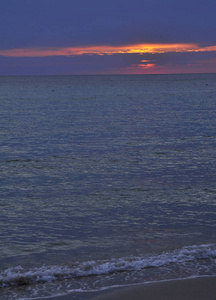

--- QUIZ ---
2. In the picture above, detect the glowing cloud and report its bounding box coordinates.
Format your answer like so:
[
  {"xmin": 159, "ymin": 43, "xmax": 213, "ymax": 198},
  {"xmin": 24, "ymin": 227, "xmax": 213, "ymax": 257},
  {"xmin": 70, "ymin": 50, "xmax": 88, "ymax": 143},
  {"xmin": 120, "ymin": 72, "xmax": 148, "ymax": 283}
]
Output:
[
  {"xmin": 130, "ymin": 59, "xmax": 156, "ymax": 70},
  {"xmin": 1, "ymin": 43, "xmax": 216, "ymax": 57}
]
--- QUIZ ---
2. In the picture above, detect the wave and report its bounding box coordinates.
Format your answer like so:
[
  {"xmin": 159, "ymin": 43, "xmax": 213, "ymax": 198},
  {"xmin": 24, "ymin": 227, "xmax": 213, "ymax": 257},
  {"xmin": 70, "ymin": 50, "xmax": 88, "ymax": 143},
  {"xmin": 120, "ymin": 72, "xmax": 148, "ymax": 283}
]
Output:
[{"xmin": 1, "ymin": 244, "xmax": 216, "ymax": 288}]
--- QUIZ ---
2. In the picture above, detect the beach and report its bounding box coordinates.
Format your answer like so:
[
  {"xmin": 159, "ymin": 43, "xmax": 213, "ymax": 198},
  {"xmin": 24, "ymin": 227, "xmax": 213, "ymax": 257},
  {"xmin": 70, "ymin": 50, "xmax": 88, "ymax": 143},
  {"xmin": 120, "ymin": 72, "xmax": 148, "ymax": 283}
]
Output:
[{"xmin": 45, "ymin": 277, "xmax": 216, "ymax": 300}]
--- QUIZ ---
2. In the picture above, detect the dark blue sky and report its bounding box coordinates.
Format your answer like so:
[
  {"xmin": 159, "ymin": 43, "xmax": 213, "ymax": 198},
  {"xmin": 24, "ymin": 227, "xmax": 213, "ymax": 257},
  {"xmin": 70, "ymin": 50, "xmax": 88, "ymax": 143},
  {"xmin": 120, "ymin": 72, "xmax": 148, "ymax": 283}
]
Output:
[{"xmin": 1, "ymin": 0, "xmax": 216, "ymax": 75}]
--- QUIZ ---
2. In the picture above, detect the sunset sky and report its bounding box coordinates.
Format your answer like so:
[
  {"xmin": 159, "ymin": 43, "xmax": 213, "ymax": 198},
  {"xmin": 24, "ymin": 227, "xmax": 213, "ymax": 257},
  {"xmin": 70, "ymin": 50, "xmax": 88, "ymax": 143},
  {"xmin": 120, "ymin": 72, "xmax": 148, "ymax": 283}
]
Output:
[{"xmin": 1, "ymin": 0, "xmax": 216, "ymax": 75}]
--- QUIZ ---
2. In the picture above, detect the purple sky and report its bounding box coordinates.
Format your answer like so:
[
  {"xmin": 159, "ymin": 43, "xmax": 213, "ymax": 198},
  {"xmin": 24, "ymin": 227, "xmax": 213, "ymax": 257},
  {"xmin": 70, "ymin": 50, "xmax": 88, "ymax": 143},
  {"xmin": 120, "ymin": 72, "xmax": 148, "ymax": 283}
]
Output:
[{"xmin": 1, "ymin": 0, "xmax": 216, "ymax": 75}]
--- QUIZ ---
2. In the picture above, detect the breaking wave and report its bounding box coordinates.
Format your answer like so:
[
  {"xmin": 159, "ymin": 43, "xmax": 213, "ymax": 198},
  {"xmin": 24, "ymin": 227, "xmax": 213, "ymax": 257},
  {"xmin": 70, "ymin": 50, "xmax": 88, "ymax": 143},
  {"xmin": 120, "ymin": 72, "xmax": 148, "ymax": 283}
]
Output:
[{"xmin": 1, "ymin": 244, "xmax": 216, "ymax": 288}]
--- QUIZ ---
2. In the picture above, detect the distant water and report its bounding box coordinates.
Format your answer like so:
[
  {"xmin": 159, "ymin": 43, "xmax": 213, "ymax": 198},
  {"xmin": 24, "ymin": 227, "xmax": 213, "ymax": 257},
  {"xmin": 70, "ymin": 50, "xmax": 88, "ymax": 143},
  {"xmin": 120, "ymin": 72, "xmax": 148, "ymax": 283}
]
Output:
[{"xmin": 0, "ymin": 74, "xmax": 216, "ymax": 299}]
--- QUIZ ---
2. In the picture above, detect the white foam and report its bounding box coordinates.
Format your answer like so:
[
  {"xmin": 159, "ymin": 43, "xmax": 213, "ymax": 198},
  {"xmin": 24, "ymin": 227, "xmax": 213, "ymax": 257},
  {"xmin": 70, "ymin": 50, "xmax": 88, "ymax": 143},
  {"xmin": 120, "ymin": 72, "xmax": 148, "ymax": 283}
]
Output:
[{"xmin": 1, "ymin": 244, "xmax": 216, "ymax": 288}]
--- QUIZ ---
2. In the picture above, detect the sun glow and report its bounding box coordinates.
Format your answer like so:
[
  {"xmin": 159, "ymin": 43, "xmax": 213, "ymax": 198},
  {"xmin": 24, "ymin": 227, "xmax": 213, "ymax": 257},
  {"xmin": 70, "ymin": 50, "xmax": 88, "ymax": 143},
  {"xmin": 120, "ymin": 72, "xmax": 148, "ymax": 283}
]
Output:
[{"xmin": 1, "ymin": 43, "xmax": 216, "ymax": 57}]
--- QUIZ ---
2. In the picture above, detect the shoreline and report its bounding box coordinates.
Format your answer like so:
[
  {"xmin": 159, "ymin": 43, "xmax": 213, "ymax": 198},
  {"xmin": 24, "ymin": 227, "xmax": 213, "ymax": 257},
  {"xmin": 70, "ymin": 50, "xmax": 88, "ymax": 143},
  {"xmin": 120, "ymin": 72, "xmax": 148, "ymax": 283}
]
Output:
[{"xmin": 40, "ymin": 276, "xmax": 216, "ymax": 300}]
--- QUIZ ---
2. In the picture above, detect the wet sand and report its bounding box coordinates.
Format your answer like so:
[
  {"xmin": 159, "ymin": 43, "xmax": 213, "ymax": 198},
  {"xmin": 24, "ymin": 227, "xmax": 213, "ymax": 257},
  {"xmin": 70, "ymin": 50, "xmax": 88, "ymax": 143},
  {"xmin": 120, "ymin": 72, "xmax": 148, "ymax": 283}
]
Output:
[{"xmin": 44, "ymin": 276, "xmax": 216, "ymax": 300}]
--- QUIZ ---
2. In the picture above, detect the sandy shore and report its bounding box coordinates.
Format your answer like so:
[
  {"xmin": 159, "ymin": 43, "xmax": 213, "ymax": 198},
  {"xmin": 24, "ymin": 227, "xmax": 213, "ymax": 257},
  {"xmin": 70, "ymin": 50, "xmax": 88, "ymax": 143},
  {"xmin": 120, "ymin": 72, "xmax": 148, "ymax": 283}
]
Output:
[{"xmin": 43, "ymin": 276, "xmax": 216, "ymax": 300}]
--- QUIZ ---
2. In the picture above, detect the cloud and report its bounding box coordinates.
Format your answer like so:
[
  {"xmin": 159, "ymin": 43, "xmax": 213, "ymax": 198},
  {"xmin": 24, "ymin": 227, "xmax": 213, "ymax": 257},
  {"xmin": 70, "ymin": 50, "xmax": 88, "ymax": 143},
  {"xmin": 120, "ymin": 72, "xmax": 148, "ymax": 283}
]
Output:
[
  {"xmin": 1, "ymin": 0, "xmax": 216, "ymax": 75},
  {"xmin": 112, "ymin": 52, "xmax": 216, "ymax": 74},
  {"xmin": 1, "ymin": 43, "xmax": 216, "ymax": 58},
  {"xmin": 1, "ymin": 51, "xmax": 216, "ymax": 76}
]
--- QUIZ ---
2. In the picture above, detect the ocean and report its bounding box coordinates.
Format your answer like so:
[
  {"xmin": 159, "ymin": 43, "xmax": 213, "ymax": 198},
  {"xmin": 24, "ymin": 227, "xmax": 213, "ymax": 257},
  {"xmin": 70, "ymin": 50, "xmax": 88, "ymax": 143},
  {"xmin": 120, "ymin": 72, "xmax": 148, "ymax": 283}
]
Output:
[{"xmin": 0, "ymin": 74, "xmax": 216, "ymax": 299}]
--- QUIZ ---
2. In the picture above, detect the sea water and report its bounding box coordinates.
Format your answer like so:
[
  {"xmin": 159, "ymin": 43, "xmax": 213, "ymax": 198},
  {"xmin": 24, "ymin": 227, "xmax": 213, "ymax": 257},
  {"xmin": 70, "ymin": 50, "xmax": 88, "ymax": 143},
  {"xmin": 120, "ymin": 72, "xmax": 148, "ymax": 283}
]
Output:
[{"xmin": 0, "ymin": 74, "xmax": 216, "ymax": 299}]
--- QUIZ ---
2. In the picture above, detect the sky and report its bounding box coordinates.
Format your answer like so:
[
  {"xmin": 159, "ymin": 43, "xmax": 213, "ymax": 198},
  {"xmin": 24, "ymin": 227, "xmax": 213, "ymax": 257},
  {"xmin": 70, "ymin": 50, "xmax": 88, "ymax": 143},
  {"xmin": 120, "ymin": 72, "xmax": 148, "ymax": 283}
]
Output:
[{"xmin": 1, "ymin": 0, "xmax": 216, "ymax": 75}]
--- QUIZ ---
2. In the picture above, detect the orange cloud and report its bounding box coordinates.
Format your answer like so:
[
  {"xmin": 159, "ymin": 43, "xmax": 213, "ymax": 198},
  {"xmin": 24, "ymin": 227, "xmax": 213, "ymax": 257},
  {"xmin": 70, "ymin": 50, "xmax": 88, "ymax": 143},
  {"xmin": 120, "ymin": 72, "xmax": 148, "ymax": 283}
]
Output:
[
  {"xmin": 118, "ymin": 62, "xmax": 157, "ymax": 74},
  {"xmin": 131, "ymin": 63, "xmax": 156, "ymax": 70},
  {"xmin": 109, "ymin": 56, "xmax": 216, "ymax": 75},
  {"xmin": 1, "ymin": 43, "xmax": 216, "ymax": 57}
]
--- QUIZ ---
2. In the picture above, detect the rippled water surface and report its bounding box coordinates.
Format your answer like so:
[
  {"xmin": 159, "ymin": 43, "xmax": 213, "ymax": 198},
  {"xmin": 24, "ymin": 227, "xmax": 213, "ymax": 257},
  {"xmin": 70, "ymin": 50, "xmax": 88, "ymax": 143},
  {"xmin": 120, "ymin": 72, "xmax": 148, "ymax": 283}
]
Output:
[{"xmin": 0, "ymin": 74, "xmax": 216, "ymax": 299}]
